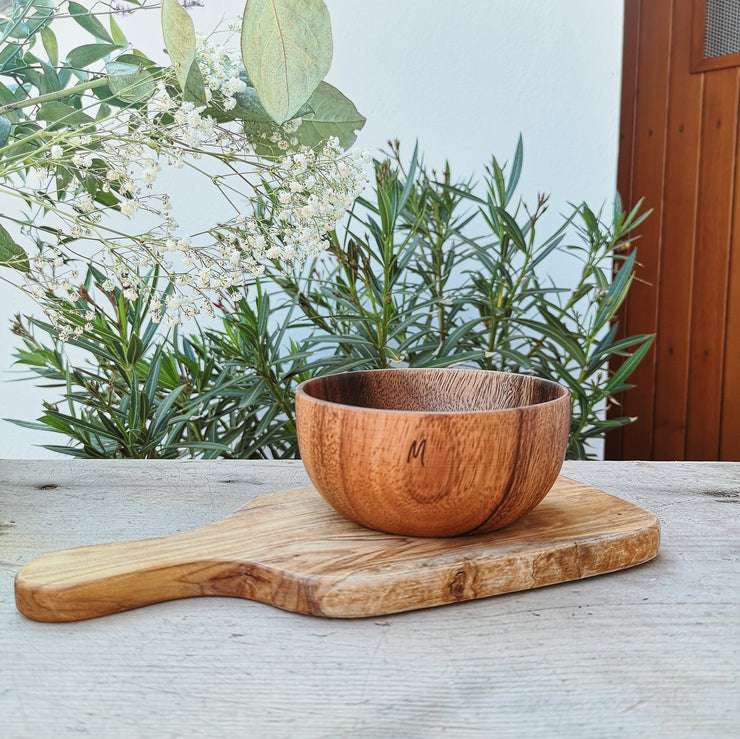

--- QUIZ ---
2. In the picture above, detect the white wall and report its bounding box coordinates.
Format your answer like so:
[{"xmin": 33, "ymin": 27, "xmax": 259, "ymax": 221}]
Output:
[{"xmin": 0, "ymin": 0, "xmax": 625, "ymax": 457}]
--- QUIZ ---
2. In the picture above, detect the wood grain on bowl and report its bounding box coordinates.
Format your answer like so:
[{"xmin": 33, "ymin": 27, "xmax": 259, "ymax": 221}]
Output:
[{"xmin": 295, "ymin": 369, "xmax": 571, "ymax": 537}]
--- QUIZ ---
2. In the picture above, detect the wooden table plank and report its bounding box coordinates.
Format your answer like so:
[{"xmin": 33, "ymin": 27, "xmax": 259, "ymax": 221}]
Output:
[{"xmin": 1, "ymin": 460, "xmax": 738, "ymax": 738}]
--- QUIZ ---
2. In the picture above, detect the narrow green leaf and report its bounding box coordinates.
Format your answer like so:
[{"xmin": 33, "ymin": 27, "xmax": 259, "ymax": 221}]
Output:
[
  {"xmin": 0, "ymin": 116, "xmax": 10, "ymax": 147},
  {"xmin": 494, "ymin": 206, "xmax": 527, "ymax": 251},
  {"xmin": 497, "ymin": 347, "xmax": 533, "ymax": 369},
  {"xmin": 68, "ymin": 2, "xmax": 114, "ymax": 43},
  {"xmin": 396, "ymin": 142, "xmax": 418, "ymax": 214},
  {"xmin": 128, "ymin": 370, "xmax": 141, "ymax": 428},
  {"xmin": 143, "ymin": 353, "xmax": 163, "ymax": 405},
  {"xmin": 0, "ymin": 223, "xmax": 29, "ymax": 272},
  {"xmin": 3, "ymin": 418, "xmax": 52, "ymax": 432},
  {"xmin": 439, "ymin": 317, "xmax": 485, "ymax": 355},
  {"xmin": 96, "ymin": 410, "xmax": 124, "ymax": 440},
  {"xmin": 414, "ymin": 351, "xmax": 485, "ymax": 369},
  {"xmin": 603, "ymin": 336, "xmax": 653, "ymax": 396},
  {"xmin": 43, "ymin": 410, "xmax": 116, "ymax": 439},
  {"xmin": 125, "ymin": 334, "xmax": 144, "ymax": 365},
  {"xmin": 506, "ymin": 134, "xmax": 523, "ymax": 205},
  {"xmin": 109, "ymin": 14, "xmax": 127, "ymax": 45},
  {"xmin": 241, "ymin": 0, "xmax": 333, "ymax": 124},
  {"xmin": 518, "ymin": 317, "xmax": 586, "ymax": 367},
  {"xmin": 530, "ymin": 230, "xmax": 567, "ymax": 270},
  {"xmin": 151, "ymin": 385, "xmax": 186, "ymax": 437},
  {"xmin": 177, "ymin": 441, "xmax": 232, "ymax": 452},
  {"xmin": 66, "ymin": 43, "xmax": 122, "ymax": 68},
  {"xmin": 40, "ymin": 26, "xmax": 58, "ymax": 66},
  {"xmin": 36, "ymin": 101, "xmax": 94, "ymax": 127},
  {"xmin": 619, "ymin": 196, "xmax": 651, "ymax": 233},
  {"xmin": 593, "ymin": 251, "xmax": 635, "ymax": 330},
  {"xmin": 40, "ymin": 445, "xmax": 90, "ymax": 458}
]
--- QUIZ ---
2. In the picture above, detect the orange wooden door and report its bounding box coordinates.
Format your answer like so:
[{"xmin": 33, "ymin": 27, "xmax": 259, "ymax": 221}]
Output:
[{"xmin": 608, "ymin": 0, "xmax": 740, "ymax": 461}]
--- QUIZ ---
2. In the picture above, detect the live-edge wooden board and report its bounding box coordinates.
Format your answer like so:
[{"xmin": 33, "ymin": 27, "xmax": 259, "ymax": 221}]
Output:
[{"xmin": 15, "ymin": 476, "xmax": 660, "ymax": 622}]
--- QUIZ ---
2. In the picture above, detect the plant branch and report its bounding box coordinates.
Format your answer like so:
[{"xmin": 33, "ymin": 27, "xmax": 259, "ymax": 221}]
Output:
[{"xmin": 0, "ymin": 77, "xmax": 110, "ymax": 116}]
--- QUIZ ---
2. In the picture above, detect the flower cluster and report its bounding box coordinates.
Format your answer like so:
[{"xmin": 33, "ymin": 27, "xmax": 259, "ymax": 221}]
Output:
[{"xmin": 14, "ymin": 40, "xmax": 368, "ymax": 335}]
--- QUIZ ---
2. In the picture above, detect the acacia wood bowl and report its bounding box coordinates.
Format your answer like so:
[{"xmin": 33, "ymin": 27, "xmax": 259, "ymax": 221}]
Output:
[{"xmin": 295, "ymin": 368, "xmax": 571, "ymax": 537}]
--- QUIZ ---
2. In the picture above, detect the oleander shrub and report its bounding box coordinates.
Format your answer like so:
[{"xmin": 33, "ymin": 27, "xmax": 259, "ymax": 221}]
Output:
[{"xmin": 9, "ymin": 141, "xmax": 652, "ymax": 459}]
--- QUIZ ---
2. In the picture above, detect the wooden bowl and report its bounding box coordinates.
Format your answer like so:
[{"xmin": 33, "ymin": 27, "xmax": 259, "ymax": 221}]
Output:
[{"xmin": 295, "ymin": 368, "xmax": 571, "ymax": 537}]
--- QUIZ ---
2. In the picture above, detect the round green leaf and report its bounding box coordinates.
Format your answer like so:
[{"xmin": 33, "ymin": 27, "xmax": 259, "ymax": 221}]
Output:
[
  {"xmin": 242, "ymin": 119, "xmax": 283, "ymax": 158},
  {"xmin": 294, "ymin": 82, "xmax": 365, "ymax": 150},
  {"xmin": 107, "ymin": 61, "xmax": 156, "ymax": 103},
  {"xmin": 241, "ymin": 0, "xmax": 333, "ymax": 125},
  {"xmin": 231, "ymin": 87, "xmax": 272, "ymax": 122}
]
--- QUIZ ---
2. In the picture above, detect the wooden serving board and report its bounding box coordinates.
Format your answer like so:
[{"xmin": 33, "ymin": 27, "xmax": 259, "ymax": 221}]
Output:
[{"xmin": 15, "ymin": 476, "xmax": 660, "ymax": 622}]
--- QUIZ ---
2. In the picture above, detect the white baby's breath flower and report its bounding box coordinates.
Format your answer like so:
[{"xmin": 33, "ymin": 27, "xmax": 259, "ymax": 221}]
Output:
[
  {"xmin": 121, "ymin": 200, "xmax": 138, "ymax": 217},
  {"xmin": 72, "ymin": 153, "xmax": 93, "ymax": 169},
  {"xmin": 17, "ymin": 33, "xmax": 368, "ymax": 327}
]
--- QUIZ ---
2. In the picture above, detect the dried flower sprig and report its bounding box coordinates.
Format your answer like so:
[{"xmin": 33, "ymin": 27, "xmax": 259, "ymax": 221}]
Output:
[{"xmin": 0, "ymin": 0, "xmax": 367, "ymax": 337}]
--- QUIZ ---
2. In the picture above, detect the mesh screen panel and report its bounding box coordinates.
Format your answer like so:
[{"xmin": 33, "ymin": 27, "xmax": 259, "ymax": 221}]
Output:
[{"xmin": 704, "ymin": 0, "xmax": 740, "ymax": 58}]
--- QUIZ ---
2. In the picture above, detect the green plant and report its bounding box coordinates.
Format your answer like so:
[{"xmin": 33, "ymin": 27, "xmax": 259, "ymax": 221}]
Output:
[
  {"xmin": 10, "ymin": 141, "xmax": 652, "ymax": 459},
  {"xmin": 0, "ymin": 0, "xmax": 366, "ymax": 336},
  {"xmin": 11, "ymin": 268, "xmax": 226, "ymax": 457},
  {"xmin": 261, "ymin": 141, "xmax": 652, "ymax": 458}
]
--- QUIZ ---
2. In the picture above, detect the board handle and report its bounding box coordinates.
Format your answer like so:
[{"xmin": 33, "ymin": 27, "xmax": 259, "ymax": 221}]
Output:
[{"xmin": 14, "ymin": 523, "xmax": 265, "ymax": 622}]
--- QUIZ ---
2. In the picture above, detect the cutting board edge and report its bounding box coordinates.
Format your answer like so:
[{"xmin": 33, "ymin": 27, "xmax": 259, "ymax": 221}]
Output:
[
  {"xmin": 308, "ymin": 515, "xmax": 662, "ymax": 618},
  {"xmin": 14, "ymin": 476, "xmax": 663, "ymax": 622}
]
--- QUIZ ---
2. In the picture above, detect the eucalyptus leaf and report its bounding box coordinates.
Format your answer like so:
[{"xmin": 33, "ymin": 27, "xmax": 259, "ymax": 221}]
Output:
[
  {"xmin": 107, "ymin": 61, "xmax": 156, "ymax": 103},
  {"xmin": 161, "ymin": 0, "xmax": 206, "ymax": 104},
  {"xmin": 114, "ymin": 52, "xmax": 159, "ymax": 69},
  {"xmin": 68, "ymin": 1, "xmax": 114, "ymax": 43},
  {"xmin": 25, "ymin": 2, "xmax": 55, "ymax": 36},
  {"xmin": 182, "ymin": 60, "xmax": 207, "ymax": 105},
  {"xmin": 40, "ymin": 26, "xmax": 57, "ymax": 66},
  {"xmin": 36, "ymin": 101, "xmax": 94, "ymax": 127},
  {"xmin": 66, "ymin": 43, "xmax": 123, "ymax": 68},
  {"xmin": 232, "ymin": 86, "xmax": 272, "ymax": 122},
  {"xmin": 0, "ymin": 43, "xmax": 22, "ymax": 72},
  {"xmin": 0, "ymin": 223, "xmax": 29, "ymax": 272},
  {"xmin": 293, "ymin": 82, "xmax": 365, "ymax": 150},
  {"xmin": 0, "ymin": 115, "xmax": 10, "ymax": 147},
  {"xmin": 2, "ymin": 20, "xmax": 29, "ymax": 40},
  {"xmin": 241, "ymin": 0, "xmax": 332, "ymax": 124},
  {"xmin": 109, "ymin": 14, "xmax": 126, "ymax": 45},
  {"xmin": 242, "ymin": 119, "xmax": 283, "ymax": 158},
  {"xmin": 0, "ymin": 81, "xmax": 16, "ymax": 108}
]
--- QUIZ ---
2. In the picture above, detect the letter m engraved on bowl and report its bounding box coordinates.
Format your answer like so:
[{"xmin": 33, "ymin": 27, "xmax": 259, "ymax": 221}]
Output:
[{"xmin": 407, "ymin": 439, "xmax": 426, "ymax": 466}]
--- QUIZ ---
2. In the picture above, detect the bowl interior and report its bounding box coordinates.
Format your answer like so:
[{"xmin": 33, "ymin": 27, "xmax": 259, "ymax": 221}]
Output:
[{"xmin": 299, "ymin": 369, "xmax": 567, "ymax": 413}]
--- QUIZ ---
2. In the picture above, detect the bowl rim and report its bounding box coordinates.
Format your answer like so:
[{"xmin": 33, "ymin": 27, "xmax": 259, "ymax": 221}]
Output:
[{"xmin": 295, "ymin": 367, "xmax": 571, "ymax": 416}]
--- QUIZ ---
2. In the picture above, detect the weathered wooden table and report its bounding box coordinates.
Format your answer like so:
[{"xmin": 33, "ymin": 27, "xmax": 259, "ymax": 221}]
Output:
[{"xmin": 1, "ymin": 460, "xmax": 738, "ymax": 737}]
